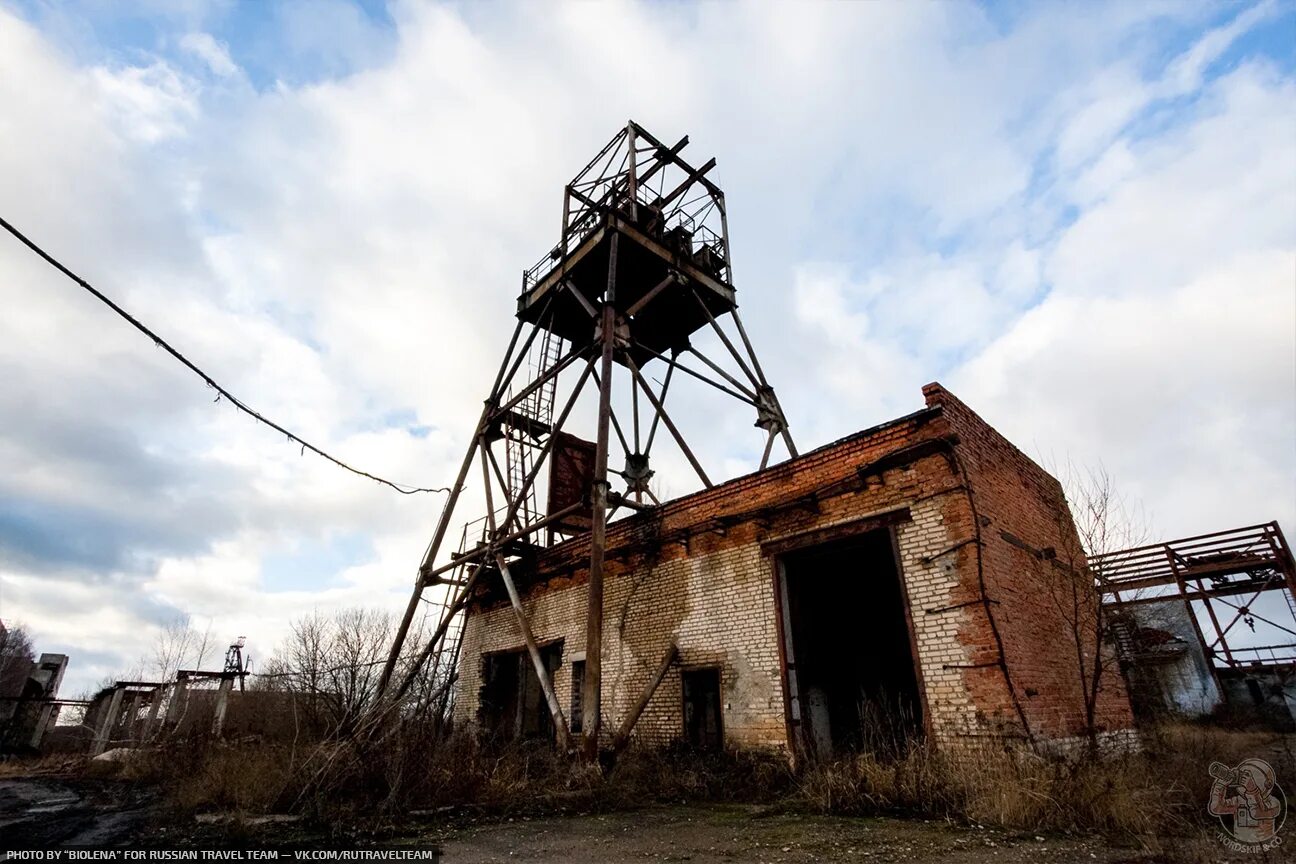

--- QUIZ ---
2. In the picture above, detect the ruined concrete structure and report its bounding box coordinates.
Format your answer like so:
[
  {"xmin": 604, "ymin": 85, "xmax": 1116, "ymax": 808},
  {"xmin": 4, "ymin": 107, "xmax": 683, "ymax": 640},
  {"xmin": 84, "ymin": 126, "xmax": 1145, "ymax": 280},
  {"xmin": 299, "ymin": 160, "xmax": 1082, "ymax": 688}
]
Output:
[
  {"xmin": 1098, "ymin": 521, "xmax": 1296, "ymax": 730},
  {"xmin": 456, "ymin": 383, "xmax": 1137, "ymax": 756}
]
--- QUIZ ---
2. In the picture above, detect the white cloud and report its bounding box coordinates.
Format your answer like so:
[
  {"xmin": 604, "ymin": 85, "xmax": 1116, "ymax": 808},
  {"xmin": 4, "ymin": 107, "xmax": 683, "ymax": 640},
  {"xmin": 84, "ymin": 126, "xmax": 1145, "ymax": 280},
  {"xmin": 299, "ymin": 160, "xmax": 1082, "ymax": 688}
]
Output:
[
  {"xmin": 179, "ymin": 32, "xmax": 236, "ymax": 77},
  {"xmin": 0, "ymin": 1, "xmax": 1291, "ymax": 694}
]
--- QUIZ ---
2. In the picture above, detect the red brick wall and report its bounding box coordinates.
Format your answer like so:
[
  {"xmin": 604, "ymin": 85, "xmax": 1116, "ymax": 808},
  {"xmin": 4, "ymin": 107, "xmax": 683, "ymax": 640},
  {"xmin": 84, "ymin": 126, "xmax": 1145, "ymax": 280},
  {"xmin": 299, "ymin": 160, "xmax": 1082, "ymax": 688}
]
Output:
[{"xmin": 923, "ymin": 384, "xmax": 1135, "ymax": 742}]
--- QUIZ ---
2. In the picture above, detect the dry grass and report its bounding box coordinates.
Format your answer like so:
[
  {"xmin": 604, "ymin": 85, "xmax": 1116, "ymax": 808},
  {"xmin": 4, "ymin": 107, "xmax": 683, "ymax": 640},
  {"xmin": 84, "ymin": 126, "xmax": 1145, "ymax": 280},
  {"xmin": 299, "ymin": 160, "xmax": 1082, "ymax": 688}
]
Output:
[
  {"xmin": 49, "ymin": 721, "xmax": 1295, "ymax": 845},
  {"xmin": 0, "ymin": 753, "xmax": 88, "ymax": 778},
  {"xmin": 796, "ymin": 742, "xmax": 1181, "ymax": 838},
  {"xmin": 796, "ymin": 722, "xmax": 1295, "ymax": 844}
]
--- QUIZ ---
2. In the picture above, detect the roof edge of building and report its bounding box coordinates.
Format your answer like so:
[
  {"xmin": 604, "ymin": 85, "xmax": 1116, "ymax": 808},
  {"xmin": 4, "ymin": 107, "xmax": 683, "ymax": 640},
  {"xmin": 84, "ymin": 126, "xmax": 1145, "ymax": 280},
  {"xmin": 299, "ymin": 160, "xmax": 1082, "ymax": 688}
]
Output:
[{"xmin": 533, "ymin": 387, "xmax": 952, "ymax": 568}]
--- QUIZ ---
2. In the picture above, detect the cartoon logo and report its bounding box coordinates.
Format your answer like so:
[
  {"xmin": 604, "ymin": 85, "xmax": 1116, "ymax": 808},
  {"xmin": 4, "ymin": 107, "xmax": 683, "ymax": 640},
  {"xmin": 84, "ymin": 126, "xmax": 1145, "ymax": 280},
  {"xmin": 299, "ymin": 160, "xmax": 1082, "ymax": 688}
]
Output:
[{"xmin": 1208, "ymin": 759, "xmax": 1286, "ymax": 852}]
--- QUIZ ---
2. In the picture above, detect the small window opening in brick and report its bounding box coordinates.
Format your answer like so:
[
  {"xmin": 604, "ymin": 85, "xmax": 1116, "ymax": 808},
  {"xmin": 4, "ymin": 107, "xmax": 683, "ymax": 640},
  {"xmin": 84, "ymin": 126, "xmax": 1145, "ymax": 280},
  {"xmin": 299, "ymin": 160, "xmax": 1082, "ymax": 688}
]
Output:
[
  {"xmin": 478, "ymin": 642, "xmax": 563, "ymax": 743},
  {"xmin": 781, "ymin": 528, "xmax": 923, "ymax": 759},
  {"xmin": 682, "ymin": 667, "xmax": 723, "ymax": 750},
  {"xmin": 570, "ymin": 660, "xmax": 585, "ymax": 733}
]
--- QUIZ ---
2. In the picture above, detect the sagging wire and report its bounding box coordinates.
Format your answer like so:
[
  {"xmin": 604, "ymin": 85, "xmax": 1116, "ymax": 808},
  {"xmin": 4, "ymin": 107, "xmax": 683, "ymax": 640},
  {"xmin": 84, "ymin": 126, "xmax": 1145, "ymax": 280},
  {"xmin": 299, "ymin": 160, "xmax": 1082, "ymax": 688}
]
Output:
[{"xmin": 0, "ymin": 215, "xmax": 450, "ymax": 496}]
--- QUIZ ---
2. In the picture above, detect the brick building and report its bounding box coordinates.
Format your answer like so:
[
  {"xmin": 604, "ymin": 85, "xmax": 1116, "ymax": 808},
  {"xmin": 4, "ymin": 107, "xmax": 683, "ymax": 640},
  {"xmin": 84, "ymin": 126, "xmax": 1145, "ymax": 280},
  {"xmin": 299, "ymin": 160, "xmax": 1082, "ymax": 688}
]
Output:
[{"xmin": 454, "ymin": 383, "xmax": 1136, "ymax": 756}]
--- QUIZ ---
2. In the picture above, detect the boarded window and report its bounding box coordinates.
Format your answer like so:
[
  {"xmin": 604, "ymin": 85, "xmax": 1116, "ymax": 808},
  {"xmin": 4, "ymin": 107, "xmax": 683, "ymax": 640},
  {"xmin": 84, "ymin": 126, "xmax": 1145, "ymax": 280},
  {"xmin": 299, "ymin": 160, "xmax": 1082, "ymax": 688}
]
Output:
[{"xmin": 682, "ymin": 667, "xmax": 723, "ymax": 750}]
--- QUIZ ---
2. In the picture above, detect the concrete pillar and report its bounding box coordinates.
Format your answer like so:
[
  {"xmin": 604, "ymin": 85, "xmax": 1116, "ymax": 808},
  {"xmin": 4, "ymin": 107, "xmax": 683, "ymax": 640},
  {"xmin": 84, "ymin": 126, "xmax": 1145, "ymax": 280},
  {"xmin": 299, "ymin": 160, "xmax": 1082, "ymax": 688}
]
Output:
[
  {"xmin": 122, "ymin": 692, "xmax": 141, "ymax": 742},
  {"xmin": 91, "ymin": 687, "xmax": 125, "ymax": 756},
  {"xmin": 28, "ymin": 703, "xmax": 55, "ymax": 750},
  {"xmin": 169, "ymin": 677, "xmax": 189, "ymax": 735},
  {"xmin": 211, "ymin": 677, "xmax": 233, "ymax": 738},
  {"xmin": 144, "ymin": 685, "xmax": 165, "ymax": 740}
]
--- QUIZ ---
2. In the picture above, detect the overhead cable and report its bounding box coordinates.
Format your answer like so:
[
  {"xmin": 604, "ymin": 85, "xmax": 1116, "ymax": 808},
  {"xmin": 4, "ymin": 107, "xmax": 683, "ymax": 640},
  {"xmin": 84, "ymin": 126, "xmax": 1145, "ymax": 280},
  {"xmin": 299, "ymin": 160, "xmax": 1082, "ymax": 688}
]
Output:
[{"xmin": 0, "ymin": 215, "xmax": 449, "ymax": 496}]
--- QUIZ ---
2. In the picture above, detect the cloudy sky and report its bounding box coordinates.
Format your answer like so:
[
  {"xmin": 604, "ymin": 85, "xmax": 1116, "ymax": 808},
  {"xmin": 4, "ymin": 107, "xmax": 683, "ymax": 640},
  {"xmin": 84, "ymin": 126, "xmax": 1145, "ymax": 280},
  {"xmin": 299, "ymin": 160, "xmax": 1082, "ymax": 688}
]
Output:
[{"xmin": 1, "ymin": 1, "xmax": 1292, "ymax": 695}]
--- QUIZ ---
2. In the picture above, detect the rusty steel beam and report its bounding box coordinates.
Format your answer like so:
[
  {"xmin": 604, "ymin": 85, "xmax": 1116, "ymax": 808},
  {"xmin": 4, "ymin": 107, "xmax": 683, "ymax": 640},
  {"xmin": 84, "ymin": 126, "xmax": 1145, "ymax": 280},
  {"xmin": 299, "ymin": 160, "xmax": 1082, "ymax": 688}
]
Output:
[
  {"xmin": 627, "ymin": 357, "xmax": 712, "ymax": 489},
  {"xmin": 629, "ymin": 338, "xmax": 759, "ymax": 406},
  {"xmin": 642, "ymin": 353, "xmax": 675, "ymax": 457},
  {"xmin": 379, "ymin": 405, "xmax": 487, "ymax": 700},
  {"xmin": 496, "ymin": 359, "xmax": 596, "ymax": 537},
  {"xmin": 582, "ymin": 233, "xmax": 619, "ymax": 761},
  {"xmin": 611, "ymin": 641, "xmax": 678, "ymax": 754},
  {"xmin": 419, "ymin": 501, "xmax": 587, "ymax": 585},
  {"xmin": 481, "ymin": 451, "xmax": 572, "ymax": 752},
  {"xmin": 624, "ymin": 272, "xmax": 679, "ymax": 319}
]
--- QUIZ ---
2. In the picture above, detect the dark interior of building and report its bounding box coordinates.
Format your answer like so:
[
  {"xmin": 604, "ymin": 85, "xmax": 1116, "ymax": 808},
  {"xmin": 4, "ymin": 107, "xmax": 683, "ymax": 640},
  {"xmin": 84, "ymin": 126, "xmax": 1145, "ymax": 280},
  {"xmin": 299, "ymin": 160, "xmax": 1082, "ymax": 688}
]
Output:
[
  {"xmin": 782, "ymin": 528, "xmax": 923, "ymax": 757},
  {"xmin": 682, "ymin": 667, "xmax": 723, "ymax": 750},
  {"xmin": 479, "ymin": 643, "xmax": 562, "ymax": 742}
]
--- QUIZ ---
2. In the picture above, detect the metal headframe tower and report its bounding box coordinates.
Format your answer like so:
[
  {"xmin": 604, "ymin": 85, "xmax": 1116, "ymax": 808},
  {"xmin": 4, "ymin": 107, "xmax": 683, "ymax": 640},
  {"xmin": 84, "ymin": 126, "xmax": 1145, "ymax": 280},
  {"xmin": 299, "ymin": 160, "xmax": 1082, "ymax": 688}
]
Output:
[{"xmin": 377, "ymin": 121, "xmax": 796, "ymax": 758}]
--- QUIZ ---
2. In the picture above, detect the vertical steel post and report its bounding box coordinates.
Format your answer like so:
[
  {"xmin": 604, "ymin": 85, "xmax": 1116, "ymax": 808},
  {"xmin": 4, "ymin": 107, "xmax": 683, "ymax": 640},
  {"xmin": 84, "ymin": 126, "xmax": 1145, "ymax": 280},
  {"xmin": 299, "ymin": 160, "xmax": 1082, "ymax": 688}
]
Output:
[
  {"xmin": 626, "ymin": 121, "xmax": 639, "ymax": 222},
  {"xmin": 582, "ymin": 231, "xmax": 618, "ymax": 760}
]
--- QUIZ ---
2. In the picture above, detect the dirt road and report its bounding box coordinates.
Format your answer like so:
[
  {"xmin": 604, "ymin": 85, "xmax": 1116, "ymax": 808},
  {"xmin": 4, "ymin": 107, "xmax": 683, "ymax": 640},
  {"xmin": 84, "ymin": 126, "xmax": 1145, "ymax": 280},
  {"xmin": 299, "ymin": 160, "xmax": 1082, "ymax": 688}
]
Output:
[
  {"xmin": 0, "ymin": 779, "xmax": 1237, "ymax": 862},
  {"xmin": 0, "ymin": 777, "xmax": 154, "ymax": 849},
  {"xmin": 421, "ymin": 805, "xmax": 1184, "ymax": 863}
]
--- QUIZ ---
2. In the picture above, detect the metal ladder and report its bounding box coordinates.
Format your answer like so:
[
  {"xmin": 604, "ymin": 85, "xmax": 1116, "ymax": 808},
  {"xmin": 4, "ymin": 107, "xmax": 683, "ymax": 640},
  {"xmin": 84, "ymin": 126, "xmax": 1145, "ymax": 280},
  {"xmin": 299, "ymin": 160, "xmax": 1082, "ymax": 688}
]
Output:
[
  {"xmin": 503, "ymin": 328, "xmax": 564, "ymax": 531},
  {"xmin": 413, "ymin": 518, "xmax": 489, "ymax": 718},
  {"xmin": 414, "ymin": 330, "xmax": 565, "ymax": 715}
]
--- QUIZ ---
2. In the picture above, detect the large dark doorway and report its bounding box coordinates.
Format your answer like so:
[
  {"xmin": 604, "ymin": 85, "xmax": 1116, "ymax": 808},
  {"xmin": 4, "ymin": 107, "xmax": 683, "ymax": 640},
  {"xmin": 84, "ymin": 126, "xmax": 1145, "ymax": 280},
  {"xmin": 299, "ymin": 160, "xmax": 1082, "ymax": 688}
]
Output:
[
  {"xmin": 779, "ymin": 528, "xmax": 923, "ymax": 758},
  {"xmin": 682, "ymin": 667, "xmax": 723, "ymax": 750},
  {"xmin": 479, "ymin": 643, "xmax": 563, "ymax": 743}
]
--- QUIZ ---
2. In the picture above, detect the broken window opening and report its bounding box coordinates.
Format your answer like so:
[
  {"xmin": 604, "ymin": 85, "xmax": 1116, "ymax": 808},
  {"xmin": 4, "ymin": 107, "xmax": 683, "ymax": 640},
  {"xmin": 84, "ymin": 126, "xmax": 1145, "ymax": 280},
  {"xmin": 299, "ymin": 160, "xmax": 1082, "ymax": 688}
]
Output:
[
  {"xmin": 779, "ymin": 528, "xmax": 923, "ymax": 759},
  {"xmin": 682, "ymin": 667, "xmax": 723, "ymax": 750}
]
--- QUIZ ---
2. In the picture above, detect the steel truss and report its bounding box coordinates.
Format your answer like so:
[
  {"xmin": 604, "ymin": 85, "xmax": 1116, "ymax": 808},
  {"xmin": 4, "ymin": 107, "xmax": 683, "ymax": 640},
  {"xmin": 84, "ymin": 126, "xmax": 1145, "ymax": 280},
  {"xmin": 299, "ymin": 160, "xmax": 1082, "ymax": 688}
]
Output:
[
  {"xmin": 1096, "ymin": 521, "xmax": 1296, "ymax": 669},
  {"xmin": 378, "ymin": 122, "xmax": 795, "ymax": 759}
]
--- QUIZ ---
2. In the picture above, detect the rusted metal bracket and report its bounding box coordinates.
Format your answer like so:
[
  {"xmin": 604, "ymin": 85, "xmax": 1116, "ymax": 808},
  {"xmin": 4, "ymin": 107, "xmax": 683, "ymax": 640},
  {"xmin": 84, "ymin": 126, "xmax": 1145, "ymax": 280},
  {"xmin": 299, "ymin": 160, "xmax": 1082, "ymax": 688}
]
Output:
[
  {"xmin": 920, "ymin": 538, "xmax": 979, "ymax": 565},
  {"xmin": 925, "ymin": 597, "xmax": 999, "ymax": 616}
]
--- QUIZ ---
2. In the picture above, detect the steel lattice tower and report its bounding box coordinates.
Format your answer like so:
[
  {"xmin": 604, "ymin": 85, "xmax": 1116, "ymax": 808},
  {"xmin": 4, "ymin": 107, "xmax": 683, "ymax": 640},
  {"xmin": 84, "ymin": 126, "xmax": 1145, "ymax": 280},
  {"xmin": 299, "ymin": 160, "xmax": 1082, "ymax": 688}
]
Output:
[{"xmin": 379, "ymin": 121, "xmax": 795, "ymax": 759}]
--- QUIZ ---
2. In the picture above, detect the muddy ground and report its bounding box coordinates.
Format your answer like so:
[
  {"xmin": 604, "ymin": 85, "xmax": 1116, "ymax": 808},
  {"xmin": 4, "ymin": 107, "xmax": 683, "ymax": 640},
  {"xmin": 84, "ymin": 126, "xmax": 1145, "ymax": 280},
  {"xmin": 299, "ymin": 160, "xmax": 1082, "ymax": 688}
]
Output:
[{"xmin": 0, "ymin": 776, "xmax": 1262, "ymax": 862}]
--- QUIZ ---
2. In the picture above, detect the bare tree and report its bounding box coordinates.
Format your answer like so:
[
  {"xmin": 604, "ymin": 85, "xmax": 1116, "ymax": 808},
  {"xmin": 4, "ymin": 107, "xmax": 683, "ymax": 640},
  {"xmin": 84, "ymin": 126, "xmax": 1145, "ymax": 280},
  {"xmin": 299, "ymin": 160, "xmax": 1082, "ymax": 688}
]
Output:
[
  {"xmin": 0, "ymin": 622, "xmax": 36, "ymax": 698},
  {"xmin": 258, "ymin": 608, "xmax": 394, "ymax": 736},
  {"xmin": 1042, "ymin": 461, "xmax": 1151, "ymax": 755},
  {"xmin": 148, "ymin": 616, "xmax": 221, "ymax": 682},
  {"xmin": 324, "ymin": 608, "xmax": 392, "ymax": 735}
]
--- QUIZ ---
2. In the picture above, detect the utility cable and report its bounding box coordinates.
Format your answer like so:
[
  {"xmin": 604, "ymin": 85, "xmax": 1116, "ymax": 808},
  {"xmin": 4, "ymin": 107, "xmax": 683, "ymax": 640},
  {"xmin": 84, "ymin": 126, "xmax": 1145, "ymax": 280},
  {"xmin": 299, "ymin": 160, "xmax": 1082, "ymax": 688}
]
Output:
[{"xmin": 0, "ymin": 215, "xmax": 449, "ymax": 495}]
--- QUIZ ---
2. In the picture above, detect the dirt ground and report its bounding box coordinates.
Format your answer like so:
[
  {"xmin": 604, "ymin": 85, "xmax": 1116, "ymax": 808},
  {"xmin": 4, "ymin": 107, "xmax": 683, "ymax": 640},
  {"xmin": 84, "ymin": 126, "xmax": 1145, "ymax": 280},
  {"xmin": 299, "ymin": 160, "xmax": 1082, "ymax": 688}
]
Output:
[
  {"xmin": 417, "ymin": 805, "xmax": 1219, "ymax": 864},
  {"xmin": 0, "ymin": 776, "xmax": 1268, "ymax": 863}
]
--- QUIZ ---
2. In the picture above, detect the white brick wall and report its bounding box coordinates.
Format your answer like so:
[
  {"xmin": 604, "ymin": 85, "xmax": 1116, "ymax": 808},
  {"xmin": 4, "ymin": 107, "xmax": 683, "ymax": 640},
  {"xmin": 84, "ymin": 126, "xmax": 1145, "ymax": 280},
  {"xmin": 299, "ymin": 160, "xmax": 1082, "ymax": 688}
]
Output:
[{"xmin": 454, "ymin": 495, "xmax": 994, "ymax": 751}]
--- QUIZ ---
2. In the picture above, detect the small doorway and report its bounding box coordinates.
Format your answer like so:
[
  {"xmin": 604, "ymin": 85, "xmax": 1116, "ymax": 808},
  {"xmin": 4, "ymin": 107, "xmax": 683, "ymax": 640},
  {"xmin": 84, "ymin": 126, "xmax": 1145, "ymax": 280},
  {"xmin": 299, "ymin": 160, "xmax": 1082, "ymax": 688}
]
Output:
[
  {"xmin": 682, "ymin": 667, "xmax": 723, "ymax": 750},
  {"xmin": 479, "ymin": 642, "xmax": 563, "ymax": 742},
  {"xmin": 778, "ymin": 528, "xmax": 923, "ymax": 758}
]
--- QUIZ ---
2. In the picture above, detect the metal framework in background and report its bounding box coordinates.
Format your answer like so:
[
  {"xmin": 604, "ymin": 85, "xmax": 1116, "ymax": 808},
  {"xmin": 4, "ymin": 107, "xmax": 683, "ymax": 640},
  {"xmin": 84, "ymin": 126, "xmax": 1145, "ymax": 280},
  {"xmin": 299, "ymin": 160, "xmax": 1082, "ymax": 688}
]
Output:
[
  {"xmin": 378, "ymin": 122, "xmax": 795, "ymax": 759},
  {"xmin": 1095, "ymin": 521, "xmax": 1296, "ymax": 668}
]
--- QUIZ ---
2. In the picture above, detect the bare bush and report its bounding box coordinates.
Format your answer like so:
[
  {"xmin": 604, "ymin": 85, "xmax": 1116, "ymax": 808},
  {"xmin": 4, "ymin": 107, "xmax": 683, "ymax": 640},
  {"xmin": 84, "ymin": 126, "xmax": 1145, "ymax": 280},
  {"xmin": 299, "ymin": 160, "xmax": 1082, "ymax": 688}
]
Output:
[{"xmin": 256, "ymin": 607, "xmax": 448, "ymax": 739}]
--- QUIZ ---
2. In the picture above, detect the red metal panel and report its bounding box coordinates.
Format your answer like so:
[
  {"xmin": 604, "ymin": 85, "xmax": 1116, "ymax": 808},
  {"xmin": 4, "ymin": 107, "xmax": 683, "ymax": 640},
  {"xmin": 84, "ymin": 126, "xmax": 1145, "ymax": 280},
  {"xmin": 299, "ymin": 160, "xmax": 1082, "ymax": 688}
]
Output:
[{"xmin": 547, "ymin": 431, "xmax": 596, "ymax": 533}]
